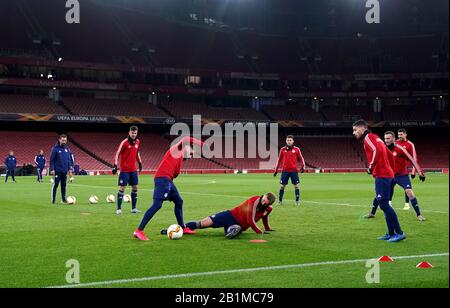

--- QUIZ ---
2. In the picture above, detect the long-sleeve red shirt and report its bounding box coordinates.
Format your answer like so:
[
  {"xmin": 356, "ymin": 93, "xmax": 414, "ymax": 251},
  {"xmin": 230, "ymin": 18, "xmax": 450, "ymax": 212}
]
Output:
[
  {"xmin": 390, "ymin": 144, "xmax": 423, "ymax": 176},
  {"xmin": 396, "ymin": 139, "xmax": 419, "ymax": 176},
  {"xmin": 274, "ymin": 146, "xmax": 305, "ymax": 173},
  {"xmin": 230, "ymin": 196, "xmax": 273, "ymax": 234},
  {"xmin": 154, "ymin": 136, "xmax": 204, "ymax": 180},
  {"xmin": 363, "ymin": 132, "xmax": 394, "ymax": 178}
]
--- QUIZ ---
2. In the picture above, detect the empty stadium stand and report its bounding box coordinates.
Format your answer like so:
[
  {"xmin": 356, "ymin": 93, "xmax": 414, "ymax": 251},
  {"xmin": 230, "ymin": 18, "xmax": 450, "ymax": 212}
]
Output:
[
  {"xmin": 263, "ymin": 105, "xmax": 323, "ymax": 121},
  {"xmin": 68, "ymin": 132, "xmax": 225, "ymax": 171},
  {"xmin": 296, "ymin": 137, "xmax": 366, "ymax": 169},
  {"xmin": 62, "ymin": 97, "xmax": 169, "ymax": 117},
  {"xmin": 321, "ymin": 105, "xmax": 377, "ymax": 122},
  {"xmin": 0, "ymin": 93, "xmax": 445, "ymax": 124},
  {"xmin": 0, "ymin": 94, "xmax": 66, "ymax": 114},
  {"xmin": 161, "ymin": 101, "xmax": 268, "ymax": 121},
  {"xmin": 0, "ymin": 131, "xmax": 108, "ymax": 171},
  {"xmin": 383, "ymin": 104, "xmax": 436, "ymax": 121}
]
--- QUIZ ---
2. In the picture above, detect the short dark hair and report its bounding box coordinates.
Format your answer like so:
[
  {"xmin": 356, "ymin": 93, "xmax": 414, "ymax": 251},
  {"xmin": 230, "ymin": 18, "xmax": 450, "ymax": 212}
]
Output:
[
  {"xmin": 265, "ymin": 192, "xmax": 276, "ymax": 205},
  {"xmin": 59, "ymin": 134, "xmax": 67, "ymax": 139},
  {"xmin": 385, "ymin": 131, "xmax": 395, "ymax": 137},
  {"xmin": 352, "ymin": 119, "xmax": 368, "ymax": 128},
  {"xmin": 286, "ymin": 135, "xmax": 294, "ymax": 140},
  {"xmin": 130, "ymin": 126, "xmax": 138, "ymax": 132},
  {"xmin": 398, "ymin": 128, "xmax": 407, "ymax": 134}
]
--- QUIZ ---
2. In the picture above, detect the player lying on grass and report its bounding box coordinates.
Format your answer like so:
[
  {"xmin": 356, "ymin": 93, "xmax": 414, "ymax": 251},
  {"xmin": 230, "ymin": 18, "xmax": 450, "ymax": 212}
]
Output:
[{"xmin": 184, "ymin": 193, "xmax": 276, "ymax": 239}]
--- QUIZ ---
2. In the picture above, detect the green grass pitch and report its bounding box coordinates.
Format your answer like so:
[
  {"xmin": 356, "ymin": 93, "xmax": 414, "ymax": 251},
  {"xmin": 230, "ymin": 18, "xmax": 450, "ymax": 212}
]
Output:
[{"xmin": 0, "ymin": 173, "xmax": 448, "ymax": 288}]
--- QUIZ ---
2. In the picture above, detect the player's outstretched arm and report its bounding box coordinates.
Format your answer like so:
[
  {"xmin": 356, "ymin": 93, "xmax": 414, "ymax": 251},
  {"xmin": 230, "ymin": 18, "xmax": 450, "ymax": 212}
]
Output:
[
  {"xmin": 297, "ymin": 148, "xmax": 306, "ymax": 172},
  {"xmin": 408, "ymin": 141, "xmax": 418, "ymax": 177},
  {"xmin": 273, "ymin": 148, "xmax": 284, "ymax": 176},
  {"xmin": 248, "ymin": 200, "xmax": 263, "ymax": 234},
  {"xmin": 177, "ymin": 136, "xmax": 205, "ymax": 147},
  {"xmin": 137, "ymin": 151, "xmax": 143, "ymax": 172},
  {"xmin": 364, "ymin": 135, "xmax": 378, "ymax": 172},
  {"xmin": 262, "ymin": 210, "xmax": 274, "ymax": 232},
  {"xmin": 113, "ymin": 139, "xmax": 126, "ymax": 173},
  {"xmin": 399, "ymin": 145, "xmax": 425, "ymax": 181}
]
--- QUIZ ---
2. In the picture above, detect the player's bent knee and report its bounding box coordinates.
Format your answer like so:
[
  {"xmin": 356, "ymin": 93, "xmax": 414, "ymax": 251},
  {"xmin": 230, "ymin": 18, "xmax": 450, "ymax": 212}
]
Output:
[
  {"xmin": 151, "ymin": 200, "xmax": 164, "ymax": 210},
  {"xmin": 174, "ymin": 199, "xmax": 183, "ymax": 208},
  {"xmin": 405, "ymin": 189, "xmax": 415, "ymax": 198},
  {"xmin": 200, "ymin": 217, "xmax": 213, "ymax": 228}
]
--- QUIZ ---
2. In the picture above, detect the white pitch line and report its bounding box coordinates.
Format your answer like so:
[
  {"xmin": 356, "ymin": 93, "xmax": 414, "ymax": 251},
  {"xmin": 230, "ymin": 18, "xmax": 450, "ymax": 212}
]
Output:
[
  {"xmin": 47, "ymin": 252, "xmax": 449, "ymax": 288},
  {"xmin": 299, "ymin": 200, "xmax": 450, "ymax": 214},
  {"xmin": 69, "ymin": 183, "xmax": 449, "ymax": 214}
]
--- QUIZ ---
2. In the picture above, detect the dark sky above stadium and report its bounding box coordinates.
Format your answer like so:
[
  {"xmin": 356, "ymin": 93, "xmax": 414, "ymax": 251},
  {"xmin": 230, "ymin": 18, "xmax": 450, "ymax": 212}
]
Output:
[{"xmin": 97, "ymin": 0, "xmax": 449, "ymax": 37}]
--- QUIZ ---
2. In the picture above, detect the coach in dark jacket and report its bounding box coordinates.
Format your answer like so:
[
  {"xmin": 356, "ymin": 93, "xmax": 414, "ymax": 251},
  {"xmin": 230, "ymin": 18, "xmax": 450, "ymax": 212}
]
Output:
[
  {"xmin": 4, "ymin": 150, "xmax": 17, "ymax": 183},
  {"xmin": 49, "ymin": 134, "xmax": 74, "ymax": 204}
]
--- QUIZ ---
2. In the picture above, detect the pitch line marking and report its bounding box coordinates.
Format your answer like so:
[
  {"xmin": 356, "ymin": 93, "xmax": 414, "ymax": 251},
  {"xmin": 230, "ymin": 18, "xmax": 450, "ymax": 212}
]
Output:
[{"xmin": 47, "ymin": 252, "xmax": 449, "ymax": 288}]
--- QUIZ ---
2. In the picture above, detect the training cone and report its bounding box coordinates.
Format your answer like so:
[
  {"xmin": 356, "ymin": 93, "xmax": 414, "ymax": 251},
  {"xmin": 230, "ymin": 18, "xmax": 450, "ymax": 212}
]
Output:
[
  {"xmin": 250, "ymin": 239, "xmax": 268, "ymax": 243},
  {"xmin": 378, "ymin": 256, "xmax": 394, "ymax": 262},
  {"xmin": 416, "ymin": 261, "xmax": 433, "ymax": 268}
]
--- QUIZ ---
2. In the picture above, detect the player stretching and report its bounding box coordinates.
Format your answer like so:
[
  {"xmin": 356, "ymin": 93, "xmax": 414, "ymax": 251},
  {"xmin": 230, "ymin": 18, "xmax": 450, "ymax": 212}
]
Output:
[
  {"xmin": 112, "ymin": 126, "xmax": 142, "ymax": 215},
  {"xmin": 273, "ymin": 135, "xmax": 305, "ymax": 206},
  {"xmin": 352, "ymin": 120, "xmax": 406, "ymax": 242},
  {"xmin": 133, "ymin": 136, "xmax": 204, "ymax": 241},
  {"xmin": 365, "ymin": 131, "xmax": 426, "ymax": 221},
  {"xmin": 184, "ymin": 193, "xmax": 276, "ymax": 239},
  {"xmin": 396, "ymin": 128, "xmax": 419, "ymax": 210},
  {"xmin": 34, "ymin": 150, "xmax": 46, "ymax": 183}
]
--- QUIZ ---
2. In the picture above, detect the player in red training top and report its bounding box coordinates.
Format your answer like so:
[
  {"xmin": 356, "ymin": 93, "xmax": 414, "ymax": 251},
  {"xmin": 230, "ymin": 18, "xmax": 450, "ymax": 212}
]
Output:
[
  {"xmin": 365, "ymin": 131, "xmax": 426, "ymax": 221},
  {"xmin": 184, "ymin": 193, "xmax": 276, "ymax": 239},
  {"xmin": 273, "ymin": 135, "xmax": 305, "ymax": 206},
  {"xmin": 134, "ymin": 136, "xmax": 204, "ymax": 241},
  {"xmin": 112, "ymin": 126, "xmax": 142, "ymax": 215},
  {"xmin": 396, "ymin": 128, "xmax": 419, "ymax": 210},
  {"xmin": 353, "ymin": 120, "xmax": 406, "ymax": 243}
]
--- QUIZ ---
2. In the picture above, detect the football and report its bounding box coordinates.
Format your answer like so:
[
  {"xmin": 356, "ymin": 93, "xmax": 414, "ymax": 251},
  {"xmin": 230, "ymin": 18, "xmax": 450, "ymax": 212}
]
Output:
[
  {"xmin": 89, "ymin": 195, "xmax": 99, "ymax": 204},
  {"xmin": 123, "ymin": 194, "xmax": 131, "ymax": 203},
  {"xmin": 66, "ymin": 196, "xmax": 76, "ymax": 205},
  {"xmin": 106, "ymin": 194, "xmax": 115, "ymax": 203},
  {"xmin": 167, "ymin": 224, "xmax": 183, "ymax": 240}
]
